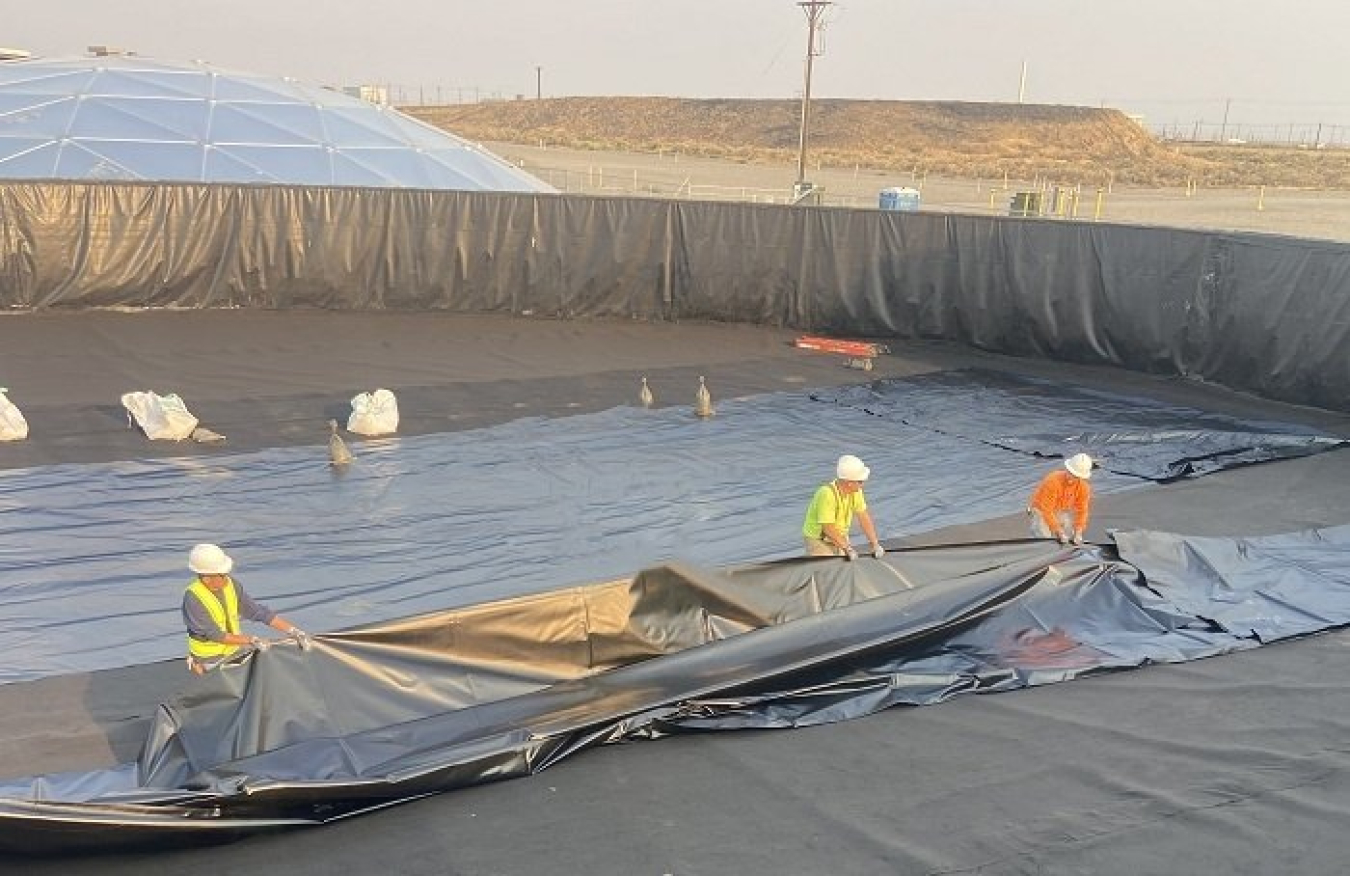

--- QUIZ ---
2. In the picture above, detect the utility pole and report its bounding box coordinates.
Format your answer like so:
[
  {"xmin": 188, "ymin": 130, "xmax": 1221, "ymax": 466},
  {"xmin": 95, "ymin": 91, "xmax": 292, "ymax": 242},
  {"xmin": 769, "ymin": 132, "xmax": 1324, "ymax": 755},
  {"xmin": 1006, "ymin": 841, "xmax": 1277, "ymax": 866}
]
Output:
[
  {"xmin": 536, "ymin": 66, "xmax": 542, "ymax": 100},
  {"xmin": 1017, "ymin": 60, "xmax": 1027, "ymax": 104},
  {"xmin": 794, "ymin": 0, "xmax": 831, "ymax": 200}
]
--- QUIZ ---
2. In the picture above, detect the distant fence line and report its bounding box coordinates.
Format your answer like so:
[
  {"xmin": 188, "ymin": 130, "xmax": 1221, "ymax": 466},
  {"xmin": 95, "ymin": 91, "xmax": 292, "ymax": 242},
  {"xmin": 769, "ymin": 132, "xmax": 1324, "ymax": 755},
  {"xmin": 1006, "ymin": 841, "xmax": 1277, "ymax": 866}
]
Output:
[
  {"xmin": 502, "ymin": 157, "xmax": 1266, "ymax": 223},
  {"xmin": 1153, "ymin": 121, "xmax": 1350, "ymax": 148},
  {"xmin": 525, "ymin": 165, "xmax": 854, "ymax": 208},
  {"xmin": 524, "ymin": 163, "xmax": 1094, "ymax": 217}
]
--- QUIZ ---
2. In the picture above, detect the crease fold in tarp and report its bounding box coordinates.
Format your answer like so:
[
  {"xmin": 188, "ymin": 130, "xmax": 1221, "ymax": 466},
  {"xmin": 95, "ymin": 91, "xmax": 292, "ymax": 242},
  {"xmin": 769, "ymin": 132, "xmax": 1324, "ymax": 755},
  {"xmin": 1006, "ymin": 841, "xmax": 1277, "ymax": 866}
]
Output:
[
  {"xmin": 811, "ymin": 369, "xmax": 1346, "ymax": 480},
  {"xmin": 5, "ymin": 525, "xmax": 1350, "ymax": 853}
]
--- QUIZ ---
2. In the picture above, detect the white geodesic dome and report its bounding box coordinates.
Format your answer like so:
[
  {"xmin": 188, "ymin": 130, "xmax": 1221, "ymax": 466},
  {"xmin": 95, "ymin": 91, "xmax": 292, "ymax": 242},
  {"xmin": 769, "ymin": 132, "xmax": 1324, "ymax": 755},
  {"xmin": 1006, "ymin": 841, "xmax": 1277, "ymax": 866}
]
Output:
[{"xmin": 0, "ymin": 55, "xmax": 551, "ymax": 192}]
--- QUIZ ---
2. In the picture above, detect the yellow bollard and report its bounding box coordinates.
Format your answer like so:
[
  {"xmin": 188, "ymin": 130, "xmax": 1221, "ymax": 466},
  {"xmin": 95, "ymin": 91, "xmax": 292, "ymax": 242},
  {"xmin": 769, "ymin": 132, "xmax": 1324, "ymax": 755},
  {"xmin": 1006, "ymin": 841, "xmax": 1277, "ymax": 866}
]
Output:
[
  {"xmin": 1094, "ymin": 188, "xmax": 1105, "ymax": 221},
  {"xmin": 1257, "ymin": 185, "xmax": 1266, "ymax": 212}
]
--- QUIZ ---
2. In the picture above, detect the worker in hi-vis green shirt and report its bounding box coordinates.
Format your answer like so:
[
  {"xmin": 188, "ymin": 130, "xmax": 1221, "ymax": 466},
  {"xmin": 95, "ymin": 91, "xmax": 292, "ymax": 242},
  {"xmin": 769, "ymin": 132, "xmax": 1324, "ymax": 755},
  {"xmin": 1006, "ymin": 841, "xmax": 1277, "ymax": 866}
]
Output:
[{"xmin": 801, "ymin": 454, "xmax": 885, "ymax": 561}]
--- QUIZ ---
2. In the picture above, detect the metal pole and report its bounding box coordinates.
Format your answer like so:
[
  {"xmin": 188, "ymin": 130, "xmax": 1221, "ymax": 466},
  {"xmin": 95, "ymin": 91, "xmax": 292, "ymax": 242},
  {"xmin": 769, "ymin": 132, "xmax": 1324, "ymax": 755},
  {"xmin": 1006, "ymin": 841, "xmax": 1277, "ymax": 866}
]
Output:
[
  {"xmin": 536, "ymin": 66, "xmax": 542, "ymax": 100},
  {"xmin": 795, "ymin": 1, "xmax": 831, "ymax": 190}
]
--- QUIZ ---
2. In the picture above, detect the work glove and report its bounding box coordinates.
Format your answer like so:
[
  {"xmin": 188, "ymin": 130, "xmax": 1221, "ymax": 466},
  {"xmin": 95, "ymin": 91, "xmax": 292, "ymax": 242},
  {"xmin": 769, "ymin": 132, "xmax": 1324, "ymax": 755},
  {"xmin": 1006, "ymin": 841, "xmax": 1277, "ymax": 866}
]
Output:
[
  {"xmin": 249, "ymin": 636, "xmax": 271, "ymax": 652},
  {"xmin": 843, "ymin": 546, "xmax": 859, "ymax": 561},
  {"xmin": 1071, "ymin": 533, "xmax": 1084, "ymax": 546},
  {"xmin": 1057, "ymin": 532, "xmax": 1070, "ymax": 545},
  {"xmin": 289, "ymin": 628, "xmax": 314, "ymax": 651},
  {"xmin": 872, "ymin": 546, "xmax": 886, "ymax": 559}
]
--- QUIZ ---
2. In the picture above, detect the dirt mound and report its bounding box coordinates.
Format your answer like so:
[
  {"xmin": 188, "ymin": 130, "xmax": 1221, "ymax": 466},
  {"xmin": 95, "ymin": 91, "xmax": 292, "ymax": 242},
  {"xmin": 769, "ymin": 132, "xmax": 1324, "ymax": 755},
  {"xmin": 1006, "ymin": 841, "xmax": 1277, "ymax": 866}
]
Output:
[{"xmin": 405, "ymin": 98, "xmax": 1350, "ymax": 189}]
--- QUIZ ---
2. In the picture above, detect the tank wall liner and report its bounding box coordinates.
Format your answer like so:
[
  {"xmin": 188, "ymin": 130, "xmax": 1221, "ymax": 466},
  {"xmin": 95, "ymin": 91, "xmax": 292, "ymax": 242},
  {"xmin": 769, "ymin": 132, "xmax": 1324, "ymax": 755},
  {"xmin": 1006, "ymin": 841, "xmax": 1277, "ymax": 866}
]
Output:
[{"xmin": 3, "ymin": 182, "xmax": 1349, "ymax": 410}]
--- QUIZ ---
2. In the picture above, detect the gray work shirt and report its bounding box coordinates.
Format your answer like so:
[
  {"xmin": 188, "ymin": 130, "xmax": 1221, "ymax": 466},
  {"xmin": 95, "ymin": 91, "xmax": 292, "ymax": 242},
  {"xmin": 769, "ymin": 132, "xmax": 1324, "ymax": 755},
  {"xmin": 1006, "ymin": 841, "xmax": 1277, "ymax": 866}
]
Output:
[{"xmin": 181, "ymin": 578, "xmax": 278, "ymax": 643}]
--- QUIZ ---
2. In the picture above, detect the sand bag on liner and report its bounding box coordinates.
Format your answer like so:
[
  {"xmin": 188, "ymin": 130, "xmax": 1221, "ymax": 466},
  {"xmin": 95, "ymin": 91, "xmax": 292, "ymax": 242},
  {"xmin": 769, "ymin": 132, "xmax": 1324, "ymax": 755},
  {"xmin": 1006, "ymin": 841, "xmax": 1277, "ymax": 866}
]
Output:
[
  {"xmin": 121, "ymin": 391, "xmax": 200, "ymax": 441},
  {"xmin": 0, "ymin": 388, "xmax": 28, "ymax": 441},
  {"xmin": 348, "ymin": 389, "xmax": 399, "ymax": 436}
]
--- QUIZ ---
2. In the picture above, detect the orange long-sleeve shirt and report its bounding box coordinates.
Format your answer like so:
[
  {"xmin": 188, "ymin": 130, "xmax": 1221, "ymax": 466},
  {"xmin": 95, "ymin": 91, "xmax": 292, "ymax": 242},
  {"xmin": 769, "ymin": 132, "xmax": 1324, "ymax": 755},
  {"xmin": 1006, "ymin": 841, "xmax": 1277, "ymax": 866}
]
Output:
[{"xmin": 1029, "ymin": 469, "xmax": 1092, "ymax": 535}]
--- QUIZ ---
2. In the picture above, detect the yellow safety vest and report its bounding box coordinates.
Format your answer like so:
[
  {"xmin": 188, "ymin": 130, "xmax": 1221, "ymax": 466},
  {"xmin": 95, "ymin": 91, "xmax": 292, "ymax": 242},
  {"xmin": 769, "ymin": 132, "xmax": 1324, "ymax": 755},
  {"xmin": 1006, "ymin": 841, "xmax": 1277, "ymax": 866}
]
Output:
[
  {"xmin": 802, "ymin": 481, "xmax": 865, "ymax": 539},
  {"xmin": 185, "ymin": 578, "xmax": 242, "ymax": 660}
]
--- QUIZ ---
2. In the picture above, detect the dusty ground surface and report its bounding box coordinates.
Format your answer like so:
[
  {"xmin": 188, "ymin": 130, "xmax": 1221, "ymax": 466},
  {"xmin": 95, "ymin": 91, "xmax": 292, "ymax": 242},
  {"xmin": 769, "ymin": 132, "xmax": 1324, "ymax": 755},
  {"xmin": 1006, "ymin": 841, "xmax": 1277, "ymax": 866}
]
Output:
[
  {"xmin": 0, "ymin": 310, "xmax": 932, "ymax": 469},
  {"xmin": 4, "ymin": 309, "xmax": 1344, "ymax": 469},
  {"xmin": 488, "ymin": 141, "xmax": 1350, "ymax": 243}
]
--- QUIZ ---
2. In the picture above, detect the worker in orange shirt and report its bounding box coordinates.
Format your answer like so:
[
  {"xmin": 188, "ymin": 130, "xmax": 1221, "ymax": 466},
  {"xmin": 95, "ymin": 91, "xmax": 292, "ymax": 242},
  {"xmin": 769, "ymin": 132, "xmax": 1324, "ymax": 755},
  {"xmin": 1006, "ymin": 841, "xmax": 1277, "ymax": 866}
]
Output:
[{"xmin": 1027, "ymin": 453, "xmax": 1094, "ymax": 545}]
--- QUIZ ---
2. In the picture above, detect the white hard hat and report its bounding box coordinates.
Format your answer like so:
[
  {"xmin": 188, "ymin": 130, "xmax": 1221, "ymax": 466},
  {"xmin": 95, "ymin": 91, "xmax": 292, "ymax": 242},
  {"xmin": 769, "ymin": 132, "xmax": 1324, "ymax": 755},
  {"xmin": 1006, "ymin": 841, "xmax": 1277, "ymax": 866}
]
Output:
[
  {"xmin": 1064, "ymin": 453, "xmax": 1094, "ymax": 480},
  {"xmin": 836, "ymin": 454, "xmax": 870, "ymax": 482},
  {"xmin": 188, "ymin": 543, "xmax": 234, "ymax": 575}
]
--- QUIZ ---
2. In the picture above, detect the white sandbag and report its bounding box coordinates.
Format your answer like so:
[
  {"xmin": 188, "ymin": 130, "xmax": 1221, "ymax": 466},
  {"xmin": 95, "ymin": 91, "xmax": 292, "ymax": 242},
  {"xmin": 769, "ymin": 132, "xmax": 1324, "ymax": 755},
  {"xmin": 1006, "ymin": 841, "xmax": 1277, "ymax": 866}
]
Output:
[
  {"xmin": 121, "ymin": 391, "xmax": 200, "ymax": 441},
  {"xmin": 347, "ymin": 389, "xmax": 399, "ymax": 436},
  {"xmin": 190, "ymin": 426, "xmax": 227, "ymax": 444},
  {"xmin": 0, "ymin": 388, "xmax": 28, "ymax": 441}
]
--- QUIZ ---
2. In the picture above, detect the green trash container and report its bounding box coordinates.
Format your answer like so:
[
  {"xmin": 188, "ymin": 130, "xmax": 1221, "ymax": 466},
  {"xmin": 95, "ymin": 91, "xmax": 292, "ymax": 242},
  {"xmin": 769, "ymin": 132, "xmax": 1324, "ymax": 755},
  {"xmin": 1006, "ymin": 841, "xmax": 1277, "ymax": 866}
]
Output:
[{"xmin": 1009, "ymin": 191, "xmax": 1042, "ymax": 217}]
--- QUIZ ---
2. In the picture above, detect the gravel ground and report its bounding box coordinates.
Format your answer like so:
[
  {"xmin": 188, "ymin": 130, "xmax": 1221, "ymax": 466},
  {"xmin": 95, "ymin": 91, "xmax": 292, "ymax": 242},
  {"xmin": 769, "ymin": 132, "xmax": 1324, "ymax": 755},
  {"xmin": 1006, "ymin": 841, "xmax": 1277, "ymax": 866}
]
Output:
[{"xmin": 490, "ymin": 141, "xmax": 1350, "ymax": 243}]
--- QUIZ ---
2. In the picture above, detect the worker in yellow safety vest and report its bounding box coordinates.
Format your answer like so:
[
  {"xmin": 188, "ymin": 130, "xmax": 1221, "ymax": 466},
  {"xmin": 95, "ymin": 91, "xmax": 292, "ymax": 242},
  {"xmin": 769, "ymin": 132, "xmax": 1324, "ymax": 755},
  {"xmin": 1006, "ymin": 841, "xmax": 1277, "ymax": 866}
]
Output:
[
  {"xmin": 801, "ymin": 454, "xmax": 886, "ymax": 561},
  {"xmin": 181, "ymin": 543, "xmax": 313, "ymax": 674}
]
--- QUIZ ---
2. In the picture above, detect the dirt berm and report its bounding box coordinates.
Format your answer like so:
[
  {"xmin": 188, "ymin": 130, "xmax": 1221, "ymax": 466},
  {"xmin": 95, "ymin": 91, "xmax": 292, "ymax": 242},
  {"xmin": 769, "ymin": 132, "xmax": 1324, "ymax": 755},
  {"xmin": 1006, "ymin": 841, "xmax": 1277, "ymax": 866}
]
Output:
[{"xmin": 406, "ymin": 97, "xmax": 1350, "ymax": 189}]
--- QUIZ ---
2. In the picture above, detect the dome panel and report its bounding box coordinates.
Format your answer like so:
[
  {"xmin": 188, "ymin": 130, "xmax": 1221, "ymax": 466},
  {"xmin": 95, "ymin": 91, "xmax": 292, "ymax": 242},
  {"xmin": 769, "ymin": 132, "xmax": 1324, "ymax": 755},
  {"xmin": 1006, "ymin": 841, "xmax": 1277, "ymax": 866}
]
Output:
[
  {"xmin": 96, "ymin": 96, "xmax": 209, "ymax": 141},
  {"xmin": 209, "ymin": 101, "xmax": 326, "ymax": 145},
  {"xmin": 417, "ymin": 159, "xmax": 494, "ymax": 192},
  {"xmin": 382, "ymin": 112, "xmax": 472, "ymax": 150},
  {"xmin": 201, "ymin": 146, "xmax": 276, "ymax": 183},
  {"xmin": 67, "ymin": 97, "xmax": 201, "ymax": 143},
  {"xmin": 0, "ymin": 140, "xmax": 59, "ymax": 176},
  {"xmin": 327, "ymin": 149, "xmax": 407, "ymax": 187},
  {"xmin": 103, "ymin": 69, "xmax": 215, "ymax": 100},
  {"xmin": 53, "ymin": 141, "xmax": 139, "ymax": 179},
  {"xmin": 213, "ymin": 144, "xmax": 333, "ymax": 185},
  {"xmin": 0, "ymin": 55, "xmax": 552, "ymax": 192},
  {"xmin": 0, "ymin": 67, "xmax": 96, "ymax": 96},
  {"xmin": 428, "ymin": 155, "xmax": 539, "ymax": 190},
  {"xmin": 210, "ymin": 74, "xmax": 309, "ymax": 105},
  {"xmin": 338, "ymin": 147, "xmax": 442, "ymax": 189},
  {"xmin": 318, "ymin": 107, "xmax": 419, "ymax": 149},
  {"xmin": 0, "ymin": 95, "xmax": 78, "ymax": 137},
  {"xmin": 79, "ymin": 140, "xmax": 205, "ymax": 180}
]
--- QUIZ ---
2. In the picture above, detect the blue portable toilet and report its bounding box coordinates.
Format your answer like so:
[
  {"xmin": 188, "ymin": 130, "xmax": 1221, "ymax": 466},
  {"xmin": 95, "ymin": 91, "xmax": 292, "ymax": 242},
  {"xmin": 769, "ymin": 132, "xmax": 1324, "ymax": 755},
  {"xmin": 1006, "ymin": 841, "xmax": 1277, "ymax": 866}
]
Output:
[{"xmin": 878, "ymin": 186, "xmax": 921, "ymax": 212}]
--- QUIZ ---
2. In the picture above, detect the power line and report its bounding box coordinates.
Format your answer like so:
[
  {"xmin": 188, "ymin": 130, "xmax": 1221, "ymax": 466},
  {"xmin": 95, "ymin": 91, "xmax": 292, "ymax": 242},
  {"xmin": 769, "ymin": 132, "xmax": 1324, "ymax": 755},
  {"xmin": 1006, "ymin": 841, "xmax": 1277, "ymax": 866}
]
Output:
[{"xmin": 795, "ymin": 0, "xmax": 831, "ymax": 196}]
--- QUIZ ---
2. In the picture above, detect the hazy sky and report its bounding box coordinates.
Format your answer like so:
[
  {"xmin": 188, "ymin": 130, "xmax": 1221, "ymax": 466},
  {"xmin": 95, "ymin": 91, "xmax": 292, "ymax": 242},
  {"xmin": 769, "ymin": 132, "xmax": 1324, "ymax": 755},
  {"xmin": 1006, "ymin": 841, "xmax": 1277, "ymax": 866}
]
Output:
[{"xmin": 10, "ymin": 0, "xmax": 1350, "ymax": 136}]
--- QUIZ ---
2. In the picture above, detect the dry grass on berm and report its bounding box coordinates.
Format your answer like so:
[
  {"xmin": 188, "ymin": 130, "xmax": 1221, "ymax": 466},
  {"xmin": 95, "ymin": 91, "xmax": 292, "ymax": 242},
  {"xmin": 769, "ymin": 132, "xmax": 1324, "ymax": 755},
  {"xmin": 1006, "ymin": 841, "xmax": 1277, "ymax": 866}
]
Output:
[{"xmin": 404, "ymin": 97, "xmax": 1350, "ymax": 190}]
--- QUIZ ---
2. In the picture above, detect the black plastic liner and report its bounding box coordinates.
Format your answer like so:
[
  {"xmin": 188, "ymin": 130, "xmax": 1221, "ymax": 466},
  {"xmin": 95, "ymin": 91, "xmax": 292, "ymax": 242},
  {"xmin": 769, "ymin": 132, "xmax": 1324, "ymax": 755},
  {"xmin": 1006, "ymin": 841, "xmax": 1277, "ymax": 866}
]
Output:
[
  {"xmin": 0, "ymin": 391, "xmax": 1144, "ymax": 683},
  {"xmin": 812, "ymin": 369, "xmax": 1346, "ymax": 480},
  {"xmin": 4, "ymin": 183, "xmax": 1350, "ymax": 411},
  {"xmin": 4, "ymin": 525, "xmax": 1350, "ymax": 854},
  {"xmin": 4, "ymin": 373, "xmax": 1341, "ymax": 684}
]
